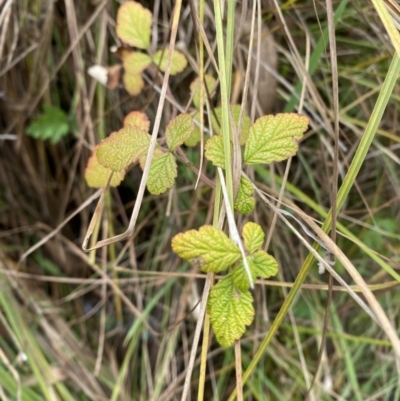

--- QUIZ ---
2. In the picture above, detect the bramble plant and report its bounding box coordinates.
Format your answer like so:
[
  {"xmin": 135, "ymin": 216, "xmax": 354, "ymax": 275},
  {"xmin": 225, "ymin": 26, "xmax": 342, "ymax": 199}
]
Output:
[
  {"xmin": 85, "ymin": 78, "xmax": 309, "ymax": 345},
  {"xmin": 89, "ymin": 1, "xmax": 187, "ymax": 95}
]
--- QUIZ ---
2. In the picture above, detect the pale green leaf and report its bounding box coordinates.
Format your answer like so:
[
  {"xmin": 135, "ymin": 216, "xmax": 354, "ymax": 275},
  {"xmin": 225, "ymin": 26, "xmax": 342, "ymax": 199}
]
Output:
[
  {"xmin": 211, "ymin": 104, "xmax": 251, "ymax": 145},
  {"xmin": 242, "ymin": 222, "xmax": 264, "ymax": 254},
  {"xmin": 234, "ymin": 177, "xmax": 255, "ymax": 215},
  {"xmin": 207, "ymin": 273, "xmax": 254, "ymax": 347},
  {"xmin": 123, "ymin": 73, "xmax": 144, "ymax": 95},
  {"xmin": 184, "ymin": 127, "xmax": 201, "ymax": 147},
  {"xmin": 96, "ymin": 126, "xmax": 151, "ymax": 172},
  {"xmin": 152, "ymin": 49, "xmax": 187, "ymax": 75},
  {"xmin": 145, "ymin": 152, "xmax": 177, "ymax": 195},
  {"xmin": 190, "ymin": 74, "xmax": 216, "ymax": 109},
  {"xmin": 123, "ymin": 111, "xmax": 151, "ymax": 131},
  {"xmin": 171, "ymin": 226, "xmax": 241, "ymax": 273},
  {"xmin": 116, "ymin": 1, "xmax": 152, "ymax": 49},
  {"xmin": 244, "ymin": 113, "xmax": 309, "ymax": 165},
  {"xmin": 249, "ymin": 250, "xmax": 278, "ymax": 279},
  {"xmin": 85, "ymin": 150, "xmax": 125, "ymax": 188},
  {"xmin": 232, "ymin": 262, "xmax": 257, "ymax": 291},
  {"xmin": 123, "ymin": 51, "xmax": 152, "ymax": 75},
  {"xmin": 166, "ymin": 113, "xmax": 195, "ymax": 150},
  {"xmin": 26, "ymin": 104, "xmax": 70, "ymax": 144},
  {"xmin": 205, "ymin": 136, "xmax": 227, "ymax": 168}
]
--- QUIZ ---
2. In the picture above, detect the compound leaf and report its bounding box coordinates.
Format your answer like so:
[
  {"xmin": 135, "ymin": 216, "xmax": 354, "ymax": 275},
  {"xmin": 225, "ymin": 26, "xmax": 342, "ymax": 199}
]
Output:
[
  {"xmin": 190, "ymin": 74, "xmax": 216, "ymax": 109},
  {"xmin": 172, "ymin": 226, "xmax": 240, "ymax": 273},
  {"xmin": 144, "ymin": 152, "xmax": 177, "ymax": 195},
  {"xmin": 207, "ymin": 273, "xmax": 254, "ymax": 347},
  {"xmin": 166, "ymin": 113, "xmax": 195, "ymax": 151},
  {"xmin": 234, "ymin": 177, "xmax": 255, "ymax": 215},
  {"xmin": 232, "ymin": 262, "xmax": 257, "ymax": 291},
  {"xmin": 85, "ymin": 150, "xmax": 125, "ymax": 188},
  {"xmin": 123, "ymin": 51, "xmax": 152, "ymax": 75},
  {"xmin": 123, "ymin": 73, "xmax": 144, "ymax": 96},
  {"xmin": 211, "ymin": 104, "xmax": 250, "ymax": 145},
  {"xmin": 26, "ymin": 104, "xmax": 70, "ymax": 144},
  {"xmin": 152, "ymin": 49, "xmax": 187, "ymax": 75},
  {"xmin": 96, "ymin": 126, "xmax": 151, "ymax": 172},
  {"xmin": 205, "ymin": 135, "xmax": 227, "ymax": 168},
  {"xmin": 244, "ymin": 113, "xmax": 309, "ymax": 165},
  {"xmin": 242, "ymin": 222, "xmax": 264, "ymax": 254},
  {"xmin": 123, "ymin": 111, "xmax": 151, "ymax": 131},
  {"xmin": 116, "ymin": 1, "xmax": 152, "ymax": 49}
]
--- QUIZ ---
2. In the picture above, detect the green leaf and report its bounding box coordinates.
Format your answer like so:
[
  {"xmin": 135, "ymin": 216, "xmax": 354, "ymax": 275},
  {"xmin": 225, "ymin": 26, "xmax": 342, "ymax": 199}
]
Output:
[
  {"xmin": 242, "ymin": 222, "xmax": 264, "ymax": 254},
  {"xmin": 232, "ymin": 262, "xmax": 257, "ymax": 291},
  {"xmin": 249, "ymin": 250, "xmax": 278, "ymax": 279},
  {"xmin": 96, "ymin": 126, "xmax": 151, "ymax": 172},
  {"xmin": 166, "ymin": 113, "xmax": 195, "ymax": 151},
  {"xmin": 152, "ymin": 49, "xmax": 187, "ymax": 75},
  {"xmin": 123, "ymin": 51, "xmax": 152, "ymax": 75},
  {"xmin": 123, "ymin": 73, "xmax": 145, "ymax": 95},
  {"xmin": 116, "ymin": 1, "xmax": 152, "ymax": 49},
  {"xmin": 190, "ymin": 74, "xmax": 216, "ymax": 109},
  {"xmin": 26, "ymin": 105, "xmax": 70, "ymax": 144},
  {"xmin": 211, "ymin": 104, "xmax": 251, "ymax": 145},
  {"xmin": 244, "ymin": 113, "xmax": 309, "ymax": 165},
  {"xmin": 207, "ymin": 273, "xmax": 254, "ymax": 347},
  {"xmin": 144, "ymin": 152, "xmax": 177, "ymax": 195},
  {"xmin": 85, "ymin": 150, "xmax": 125, "ymax": 188},
  {"xmin": 234, "ymin": 177, "xmax": 255, "ymax": 215},
  {"xmin": 123, "ymin": 111, "xmax": 150, "ymax": 131},
  {"xmin": 171, "ymin": 226, "xmax": 241, "ymax": 273},
  {"xmin": 205, "ymin": 135, "xmax": 227, "ymax": 168}
]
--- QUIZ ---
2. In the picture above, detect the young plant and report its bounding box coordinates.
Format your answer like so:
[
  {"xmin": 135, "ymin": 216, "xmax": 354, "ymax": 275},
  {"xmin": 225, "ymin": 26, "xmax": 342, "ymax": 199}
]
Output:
[{"xmin": 88, "ymin": 1, "xmax": 187, "ymax": 95}]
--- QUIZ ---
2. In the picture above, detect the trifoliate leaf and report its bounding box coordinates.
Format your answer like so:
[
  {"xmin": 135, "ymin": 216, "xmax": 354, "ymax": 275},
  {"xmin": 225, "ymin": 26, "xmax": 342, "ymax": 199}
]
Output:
[
  {"xmin": 116, "ymin": 1, "xmax": 152, "ymax": 49},
  {"xmin": 172, "ymin": 226, "xmax": 241, "ymax": 273},
  {"xmin": 123, "ymin": 111, "xmax": 151, "ymax": 131},
  {"xmin": 232, "ymin": 262, "xmax": 257, "ymax": 291},
  {"xmin": 123, "ymin": 51, "xmax": 152, "ymax": 75},
  {"xmin": 207, "ymin": 273, "xmax": 254, "ymax": 347},
  {"xmin": 96, "ymin": 126, "xmax": 151, "ymax": 172},
  {"xmin": 211, "ymin": 104, "xmax": 251, "ymax": 145},
  {"xmin": 26, "ymin": 105, "xmax": 70, "ymax": 144},
  {"xmin": 190, "ymin": 74, "xmax": 216, "ymax": 109},
  {"xmin": 234, "ymin": 177, "xmax": 255, "ymax": 215},
  {"xmin": 152, "ymin": 49, "xmax": 187, "ymax": 75},
  {"xmin": 166, "ymin": 113, "xmax": 195, "ymax": 151},
  {"xmin": 143, "ymin": 152, "xmax": 177, "ymax": 195},
  {"xmin": 123, "ymin": 73, "xmax": 145, "ymax": 96},
  {"xmin": 205, "ymin": 136, "xmax": 227, "ymax": 168},
  {"xmin": 242, "ymin": 222, "xmax": 264, "ymax": 254},
  {"xmin": 244, "ymin": 113, "xmax": 309, "ymax": 165},
  {"xmin": 85, "ymin": 150, "xmax": 125, "ymax": 188},
  {"xmin": 248, "ymin": 250, "xmax": 278, "ymax": 280}
]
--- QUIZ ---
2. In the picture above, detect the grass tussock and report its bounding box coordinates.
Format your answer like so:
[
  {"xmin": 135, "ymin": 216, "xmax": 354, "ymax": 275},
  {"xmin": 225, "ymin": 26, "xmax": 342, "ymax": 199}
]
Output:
[{"xmin": 1, "ymin": 0, "xmax": 400, "ymax": 400}]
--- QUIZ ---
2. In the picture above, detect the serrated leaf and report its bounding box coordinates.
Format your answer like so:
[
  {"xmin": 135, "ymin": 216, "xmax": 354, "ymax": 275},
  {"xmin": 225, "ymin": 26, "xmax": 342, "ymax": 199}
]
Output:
[
  {"xmin": 207, "ymin": 273, "xmax": 254, "ymax": 347},
  {"xmin": 123, "ymin": 73, "xmax": 145, "ymax": 95},
  {"xmin": 242, "ymin": 222, "xmax": 264, "ymax": 254},
  {"xmin": 232, "ymin": 263, "xmax": 257, "ymax": 291},
  {"xmin": 85, "ymin": 150, "xmax": 125, "ymax": 188},
  {"xmin": 211, "ymin": 104, "xmax": 250, "ymax": 145},
  {"xmin": 123, "ymin": 51, "xmax": 152, "ymax": 75},
  {"xmin": 205, "ymin": 136, "xmax": 227, "ymax": 168},
  {"xmin": 123, "ymin": 111, "xmax": 150, "ymax": 131},
  {"xmin": 244, "ymin": 113, "xmax": 309, "ymax": 165},
  {"xmin": 26, "ymin": 105, "xmax": 70, "ymax": 144},
  {"xmin": 234, "ymin": 177, "xmax": 255, "ymax": 215},
  {"xmin": 96, "ymin": 126, "xmax": 151, "ymax": 172},
  {"xmin": 249, "ymin": 250, "xmax": 278, "ymax": 278},
  {"xmin": 166, "ymin": 113, "xmax": 195, "ymax": 150},
  {"xmin": 172, "ymin": 226, "xmax": 241, "ymax": 273},
  {"xmin": 152, "ymin": 49, "xmax": 187, "ymax": 75},
  {"xmin": 116, "ymin": 1, "xmax": 152, "ymax": 49},
  {"xmin": 190, "ymin": 74, "xmax": 216, "ymax": 109},
  {"xmin": 143, "ymin": 152, "xmax": 177, "ymax": 195}
]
